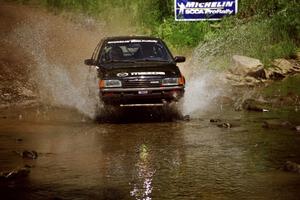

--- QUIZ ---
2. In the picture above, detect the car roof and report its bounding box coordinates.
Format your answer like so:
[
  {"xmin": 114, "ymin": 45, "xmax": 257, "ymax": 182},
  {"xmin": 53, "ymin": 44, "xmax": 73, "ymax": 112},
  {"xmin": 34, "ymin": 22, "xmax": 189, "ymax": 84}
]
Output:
[{"xmin": 103, "ymin": 36, "xmax": 161, "ymax": 42}]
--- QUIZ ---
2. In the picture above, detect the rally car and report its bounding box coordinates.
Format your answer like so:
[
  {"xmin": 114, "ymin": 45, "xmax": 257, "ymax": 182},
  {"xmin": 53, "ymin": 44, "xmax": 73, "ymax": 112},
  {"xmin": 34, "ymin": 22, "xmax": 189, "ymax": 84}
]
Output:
[{"xmin": 84, "ymin": 36, "xmax": 186, "ymax": 107}]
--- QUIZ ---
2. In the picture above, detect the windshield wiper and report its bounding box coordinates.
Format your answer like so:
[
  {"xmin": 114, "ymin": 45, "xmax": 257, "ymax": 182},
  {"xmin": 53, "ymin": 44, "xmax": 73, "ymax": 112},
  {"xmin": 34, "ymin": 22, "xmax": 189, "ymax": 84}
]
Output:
[
  {"xmin": 105, "ymin": 60, "xmax": 135, "ymax": 63},
  {"xmin": 134, "ymin": 58, "xmax": 169, "ymax": 62}
]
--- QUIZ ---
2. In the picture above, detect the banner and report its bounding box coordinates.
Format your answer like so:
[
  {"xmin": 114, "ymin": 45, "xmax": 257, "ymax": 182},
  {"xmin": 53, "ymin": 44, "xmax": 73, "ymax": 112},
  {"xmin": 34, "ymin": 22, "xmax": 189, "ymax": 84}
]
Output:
[{"xmin": 175, "ymin": 0, "xmax": 238, "ymax": 21}]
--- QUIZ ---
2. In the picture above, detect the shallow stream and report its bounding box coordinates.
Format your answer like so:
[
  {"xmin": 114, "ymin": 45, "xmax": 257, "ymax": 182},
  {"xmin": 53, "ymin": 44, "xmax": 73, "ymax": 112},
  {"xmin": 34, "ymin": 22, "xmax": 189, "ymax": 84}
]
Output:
[{"xmin": 0, "ymin": 106, "xmax": 300, "ymax": 200}]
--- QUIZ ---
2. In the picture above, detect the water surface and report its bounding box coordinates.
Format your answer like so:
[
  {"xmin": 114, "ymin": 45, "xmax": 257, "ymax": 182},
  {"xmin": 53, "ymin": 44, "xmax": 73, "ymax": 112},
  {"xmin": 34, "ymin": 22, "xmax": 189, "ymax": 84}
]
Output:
[{"xmin": 0, "ymin": 106, "xmax": 300, "ymax": 200}]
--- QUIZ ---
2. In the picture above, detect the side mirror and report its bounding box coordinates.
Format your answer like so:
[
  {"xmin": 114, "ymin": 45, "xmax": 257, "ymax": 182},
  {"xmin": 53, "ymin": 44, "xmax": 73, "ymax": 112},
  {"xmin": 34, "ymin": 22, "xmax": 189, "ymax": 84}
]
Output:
[
  {"xmin": 84, "ymin": 59, "xmax": 96, "ymax": 66},
  {"xmin": 174, "ymin": 56, "xmax": 186, "ymax": 63}
]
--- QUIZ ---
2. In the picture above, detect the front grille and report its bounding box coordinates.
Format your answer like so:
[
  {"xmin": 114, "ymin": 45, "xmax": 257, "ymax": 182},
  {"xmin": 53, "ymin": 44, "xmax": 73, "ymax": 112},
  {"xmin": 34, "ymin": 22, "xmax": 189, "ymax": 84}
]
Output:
[{"xmin": 123, "ymin": 79, "xmax": 161, "ymax": 88}]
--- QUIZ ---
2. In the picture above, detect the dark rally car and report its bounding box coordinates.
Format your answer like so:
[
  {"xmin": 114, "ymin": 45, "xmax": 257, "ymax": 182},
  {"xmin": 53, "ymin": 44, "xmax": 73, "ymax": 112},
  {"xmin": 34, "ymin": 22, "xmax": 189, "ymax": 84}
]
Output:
[{"xmin": 84, "ymin": 36, "xmax": 186, "ymax": 107}]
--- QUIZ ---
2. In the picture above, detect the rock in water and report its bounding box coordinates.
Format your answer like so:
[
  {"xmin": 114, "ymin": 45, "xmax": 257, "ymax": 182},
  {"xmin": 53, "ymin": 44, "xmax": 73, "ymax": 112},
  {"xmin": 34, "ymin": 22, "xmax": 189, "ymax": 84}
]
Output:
[
  {"xmin": 217, "ymin": 123, "xmax": 232, "ymax": 128},
  {"xmin": 22, "ymin": 150, "xmax": 38, "ymax": 159},
  {"xmin": 295, "ymin": 126, "xmax": 300, "ymax": 132},
  {"xmin": 0, "ymin": 167, "xmax": 30, "ymax": 180},
  {"xmin": 284, "ymin": 161, "xmax": 300, "ymax": 173},
  {"xmin": 183, "ymin": 115, "xmax": 190, "ymax": 121},
  {"xmin": 242, "ymin": 99, "xmax": 269, "ymax": 112},
  {"xmin": 262, "ymin": 120, "xmax": 292, "ymax": 129},
  {"xmin": 210, "ymin": 119, "xmax": 221, "ymax": 123}
]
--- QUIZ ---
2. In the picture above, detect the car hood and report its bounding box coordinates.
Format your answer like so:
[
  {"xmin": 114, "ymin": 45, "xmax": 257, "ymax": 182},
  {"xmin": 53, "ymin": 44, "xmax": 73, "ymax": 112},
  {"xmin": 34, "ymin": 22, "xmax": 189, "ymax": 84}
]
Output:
[{"xmin": 100, "ymin": 62, "xmax": 181, "ymax": 78}]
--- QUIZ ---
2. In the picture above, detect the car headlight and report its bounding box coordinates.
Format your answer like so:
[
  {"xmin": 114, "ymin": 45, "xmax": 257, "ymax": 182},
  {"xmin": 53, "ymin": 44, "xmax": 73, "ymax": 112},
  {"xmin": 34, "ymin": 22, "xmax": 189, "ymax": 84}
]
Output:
[
  {"xmin": 162, "ymin": 77, "xmax": 185, "ymax": 86},
  {"xmin": 162, "ymin": 78, "xmax": 179, "ymax": 86},
  {"xmin": 99, "ymin": 80, "xmax": 122, "ymax": 88}
]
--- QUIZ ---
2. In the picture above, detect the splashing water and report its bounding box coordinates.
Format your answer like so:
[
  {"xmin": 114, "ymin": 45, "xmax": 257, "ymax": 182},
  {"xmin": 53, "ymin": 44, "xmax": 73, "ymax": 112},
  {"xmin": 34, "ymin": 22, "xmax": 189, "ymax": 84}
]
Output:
[
  {"xmin": 9, "ymin": 14, "xmax": 102, "ymax": 118},
  {"xmin": 182, "ymin": 69, "xmax": 229, "ymax": 117},
  {"xmin": 181, "ymin": 42, "xmax": 230, "ymax": 116},
  {"xmin": 182, "ymin": 71, "xmax": 226, "ymax": 116}
]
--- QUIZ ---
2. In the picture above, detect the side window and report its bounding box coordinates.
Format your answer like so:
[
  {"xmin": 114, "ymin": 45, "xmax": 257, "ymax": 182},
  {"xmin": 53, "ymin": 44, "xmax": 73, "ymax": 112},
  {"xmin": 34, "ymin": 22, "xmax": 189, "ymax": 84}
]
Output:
[{"xmin": 101, "ymin": 46, "xmax": 112, "ymax": 62}]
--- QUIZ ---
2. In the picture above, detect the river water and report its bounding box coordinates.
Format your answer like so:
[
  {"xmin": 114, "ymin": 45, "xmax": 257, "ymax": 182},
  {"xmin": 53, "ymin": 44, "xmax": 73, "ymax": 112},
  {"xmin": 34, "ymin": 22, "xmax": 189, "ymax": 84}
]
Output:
[{"xmin": 0, "ymin": 106, "xmax": 300, "ymax": 200}]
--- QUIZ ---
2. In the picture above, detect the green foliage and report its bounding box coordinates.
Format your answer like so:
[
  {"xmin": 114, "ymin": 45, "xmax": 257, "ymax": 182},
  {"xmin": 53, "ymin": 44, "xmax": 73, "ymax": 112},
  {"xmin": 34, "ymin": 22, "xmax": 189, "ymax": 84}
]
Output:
[
  {"xmin": 270, "ymin": 1, "xmax": 300, "ymax": 43},
  {"xmin": 157, "ymin": 18, "xmax": 212, "ymax": 49},
  {"xmin": 9, "ymin": 0, "xmax": 300, "ymax": 65},
  {"xmin": 238, "ymin": 0, "xmax": 298, "ymax": 18}
]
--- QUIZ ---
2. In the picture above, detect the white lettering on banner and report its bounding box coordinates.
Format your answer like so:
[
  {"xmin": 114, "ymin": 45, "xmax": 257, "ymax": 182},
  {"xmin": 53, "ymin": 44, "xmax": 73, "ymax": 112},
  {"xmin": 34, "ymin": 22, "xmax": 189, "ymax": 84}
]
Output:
[
  {"xmin": 185, "ymin": 1, "xmax": 234, "ymax": 8},
  {"xmin": 185, "ymin": 8, "xmax": 233, "ymax": 15}
]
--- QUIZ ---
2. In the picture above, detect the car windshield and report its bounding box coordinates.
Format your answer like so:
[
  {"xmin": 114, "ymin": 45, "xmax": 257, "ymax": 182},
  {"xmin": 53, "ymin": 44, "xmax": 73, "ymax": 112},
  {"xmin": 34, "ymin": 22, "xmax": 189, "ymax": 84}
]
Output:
[{"xmin": 100, "ymin": 39, "xmax": 172, "ymax": 63}]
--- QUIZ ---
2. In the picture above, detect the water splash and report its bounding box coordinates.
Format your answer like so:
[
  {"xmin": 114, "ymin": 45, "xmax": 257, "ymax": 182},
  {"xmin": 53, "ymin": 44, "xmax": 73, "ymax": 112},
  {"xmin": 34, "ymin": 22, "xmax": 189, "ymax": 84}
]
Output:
[
  {"xmin": 181, "ymin": 37, "xmax": 232, "ymax": 116},
  {"xmin": 182, "ymin": 70, "xmax": 227, "ymax": 116},
  {"xmin": 10, "ymin": 15, "xmax": 101, "ymax": 118}
]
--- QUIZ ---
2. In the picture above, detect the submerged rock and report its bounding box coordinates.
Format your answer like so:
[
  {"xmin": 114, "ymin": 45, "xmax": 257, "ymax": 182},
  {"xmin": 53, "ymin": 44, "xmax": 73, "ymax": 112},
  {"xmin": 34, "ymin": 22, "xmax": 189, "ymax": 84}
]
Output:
[
  {"xmin": 22, "ymin": 150, "xmax": 38, "ymax": 159},
  {"xmin": 277, "ymin": 92, "xmax": 299, "ymax": 105},
  {"xmin": 182, "ymin": 115, "xmax": 190, "ymax": 121},
  {"xmin": 0, "ymin": 167, "xmax": 30, "ymax": 180},
  {"xmin": 14, "ymin": 150, "xmax": 38, "ymax": 159},
  {"xmin": 284, "ymin": 161, "xmax": 300, "ymax": 174},
  {"xmin": 210, "ymin": 119, "xmax": 221, "ymax": 123},
  {"xmin": 294, "ymin": 126, "xmax": 300, "ymax": 132},
  {"xmin": 262, "ymin": 120, "xmax": 293, "ymax": 129},
  {"xmin": 217, "ymin": 123, "xmax": 232, "ymax": 128},
  {"xmin": 242, "ymin": 99, "xmax": 269, "ymax": 112},
  {"xmin": 24, "ymin": 164, "xmax": 33, "ymax": 168}
]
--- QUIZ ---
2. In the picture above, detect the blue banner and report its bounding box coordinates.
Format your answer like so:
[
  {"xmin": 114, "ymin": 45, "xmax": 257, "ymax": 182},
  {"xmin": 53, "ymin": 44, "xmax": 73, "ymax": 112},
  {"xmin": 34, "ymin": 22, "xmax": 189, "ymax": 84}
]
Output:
[{"xmin": 175, "ymin": 0, "xmax": 238, "ymax": 21}]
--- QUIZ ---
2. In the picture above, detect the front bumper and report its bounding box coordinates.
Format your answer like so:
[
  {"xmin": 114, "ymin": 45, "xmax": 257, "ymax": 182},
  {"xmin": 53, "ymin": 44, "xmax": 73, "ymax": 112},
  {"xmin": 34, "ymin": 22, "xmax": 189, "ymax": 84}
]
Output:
[{"xmin": 100, "ymin": 86, "xmax": 184, "ymax": 105}]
